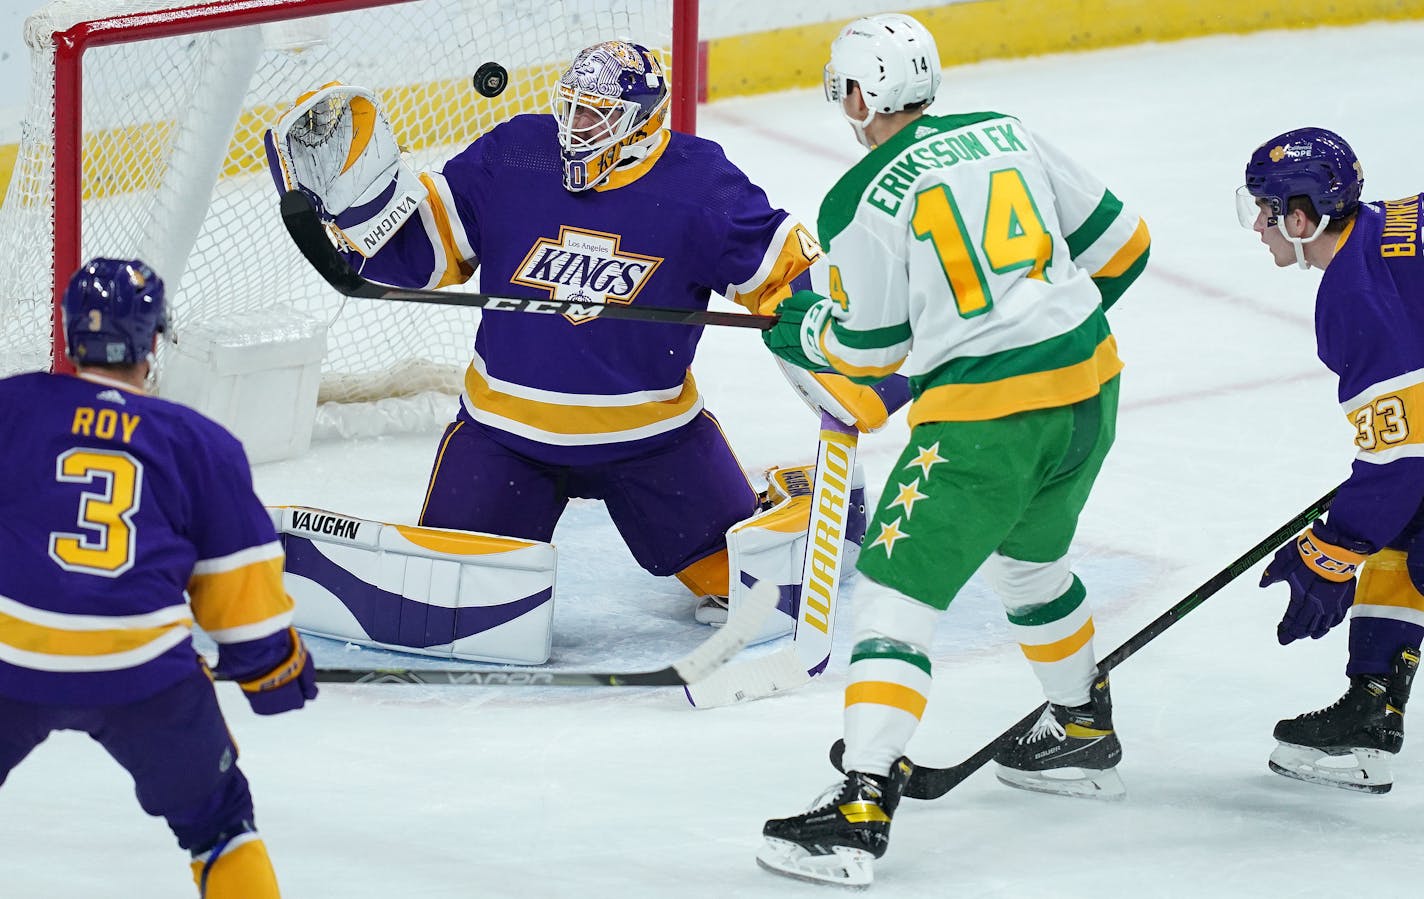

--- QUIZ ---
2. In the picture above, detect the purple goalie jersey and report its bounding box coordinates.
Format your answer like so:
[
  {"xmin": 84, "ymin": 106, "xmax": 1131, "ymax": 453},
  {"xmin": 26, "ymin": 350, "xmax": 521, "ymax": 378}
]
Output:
[
  {"xmin": 0, "ymin": 372, "xmax": 294, "ymax": 706},
  {"xmin": 356, "ymin": 114, "xmax": 819, "ymax": 464},
  {"xmin": 1315, "ymin": 194, "xmax": 1424, "ymax": 549}
]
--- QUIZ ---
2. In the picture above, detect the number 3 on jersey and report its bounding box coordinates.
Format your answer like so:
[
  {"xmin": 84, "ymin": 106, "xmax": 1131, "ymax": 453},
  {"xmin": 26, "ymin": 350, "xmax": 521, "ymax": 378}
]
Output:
[
  {"xmin": 48, "ymin": 448, "xmax": 144, "ymax": 577},
  {"xmin": 911, "ymin": 168, "xmax": 1052, "ymax": 318}
]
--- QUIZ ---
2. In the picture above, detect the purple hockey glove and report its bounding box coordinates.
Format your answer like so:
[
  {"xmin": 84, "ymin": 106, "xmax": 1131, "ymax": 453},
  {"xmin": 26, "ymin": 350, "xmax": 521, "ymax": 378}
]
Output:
[
  {"xmin": 238, "ymin": 628, "xmax": 318, "ymax": 715},
  {"xmin": 1260, "ymin": 520, "xmax": 1370, "ymax": 645}
]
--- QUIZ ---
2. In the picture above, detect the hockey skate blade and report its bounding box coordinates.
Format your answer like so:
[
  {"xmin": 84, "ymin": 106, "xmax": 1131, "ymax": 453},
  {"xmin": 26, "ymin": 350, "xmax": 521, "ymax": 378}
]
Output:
[
  {"xmin": 684, "ymin": 647, "xmax": 811, "ymax": 708},
  {"xmin": 995, "ymin": 763, "xmax": 1126, "ymax": 801},
  {"xmin": 756, "ymin": 838, "xmax": 873, "ymax": 889},
  {"xmin": 1268, "ymin": 743, "xmax": 1394, "ymax": 794}
]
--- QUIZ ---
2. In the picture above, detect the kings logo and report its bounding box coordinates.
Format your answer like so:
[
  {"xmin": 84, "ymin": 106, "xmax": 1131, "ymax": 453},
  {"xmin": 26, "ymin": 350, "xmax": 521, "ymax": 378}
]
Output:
[{"xmin": 512, "ymin": 226, "xmax": 663, "ymax": 324}]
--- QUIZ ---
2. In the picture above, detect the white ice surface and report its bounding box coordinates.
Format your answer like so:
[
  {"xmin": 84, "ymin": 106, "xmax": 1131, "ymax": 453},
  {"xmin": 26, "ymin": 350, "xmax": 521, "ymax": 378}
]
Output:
[{"xmin": 5, "ymin": 21, "xmax": 1424, "ymax": 898}]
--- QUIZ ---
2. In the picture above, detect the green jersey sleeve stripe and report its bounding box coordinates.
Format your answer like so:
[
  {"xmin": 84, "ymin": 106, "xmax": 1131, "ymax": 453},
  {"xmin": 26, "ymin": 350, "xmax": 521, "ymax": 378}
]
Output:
[
  {"xmin": 1065, "ymin": 189, "xmax": 1124, "ymax": 259},
  {"xmin": 830, "ymin": 318, "xmax": 914, "ymax": 350}
]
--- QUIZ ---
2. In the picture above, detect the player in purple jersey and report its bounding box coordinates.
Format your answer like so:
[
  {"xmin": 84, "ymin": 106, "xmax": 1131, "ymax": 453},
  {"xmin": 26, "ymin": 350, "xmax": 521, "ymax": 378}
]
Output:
[
  {"xmin": 265, "ymin": 40, "xmax": 847, "ymax": 624},
  {"xmin": 1239, "ymin": 128, "xmax": 1423, "ymax": 793},
  {"xmin": 0, "ymin": 259, "xmax": 317, "ymax": 896}
]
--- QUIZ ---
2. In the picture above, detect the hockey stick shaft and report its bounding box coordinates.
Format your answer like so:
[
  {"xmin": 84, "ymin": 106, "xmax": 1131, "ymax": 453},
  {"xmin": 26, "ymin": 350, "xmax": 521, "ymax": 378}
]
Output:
[
  {"xmin": 832, "ymin": 488, "xmax": 1338, "ymax": 799},
  {"xmin": 683, "ymin": 414, "xmax": 859, "ymax": 708},
  {"xmin": 280, "ymin": 190, "xmax": 777, "ymax": 330},
  {"xmin": 227, "ymin": 580, "xmax": 778, "ymax": 687}
]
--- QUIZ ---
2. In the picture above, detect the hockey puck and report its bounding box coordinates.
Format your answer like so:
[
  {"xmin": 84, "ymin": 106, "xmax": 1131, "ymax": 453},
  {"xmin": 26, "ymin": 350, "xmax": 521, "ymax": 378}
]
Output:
[{"xmin": 472, "ymin": 62, "xmax": 509, "ymax": 98}]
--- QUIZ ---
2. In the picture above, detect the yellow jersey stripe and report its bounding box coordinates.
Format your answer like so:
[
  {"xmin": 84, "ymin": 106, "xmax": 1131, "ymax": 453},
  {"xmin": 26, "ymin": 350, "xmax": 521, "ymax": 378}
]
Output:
[
  {"xmin": 1092, "ymin": 219, "xmax": 1150, "ymax": 279},
  {"xmin": 0, "ymin": 615, "xmax": 193, "ymax": 671},
  {"xmin": 462, "ymin": 364, "xmax": 704, "ymax": 437},
  {"xmin": 909, "ymin": 336, "xmax": 1121, "ymax": 424},
  {"xmin": 188, "ymin": 556, "xmax": 294, "ymax": 638}
]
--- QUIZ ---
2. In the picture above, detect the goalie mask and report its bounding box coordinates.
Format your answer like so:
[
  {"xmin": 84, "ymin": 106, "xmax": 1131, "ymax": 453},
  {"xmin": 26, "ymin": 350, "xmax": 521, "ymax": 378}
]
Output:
[
  {"xmin": 551, "ymin": 40, "xmax": 670, "ymax": 192},
  {"xmin": 824, "ymin": 13, "xmax": 941, "ymax": 148},
  {"xmin": 62, "ymin": 257, "xmax": 170, "ymax": 366}
]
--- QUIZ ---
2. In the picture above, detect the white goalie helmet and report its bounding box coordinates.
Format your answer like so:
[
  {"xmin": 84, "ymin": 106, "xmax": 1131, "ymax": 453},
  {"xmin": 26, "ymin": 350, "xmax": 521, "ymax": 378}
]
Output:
[{"xmin": 824, "ymin": 14, "xmax": 941, "ymax": 147}]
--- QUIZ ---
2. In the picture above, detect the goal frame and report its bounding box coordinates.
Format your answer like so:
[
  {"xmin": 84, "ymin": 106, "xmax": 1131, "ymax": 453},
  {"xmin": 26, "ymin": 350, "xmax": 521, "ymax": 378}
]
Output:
[{"xmin": 43, "ymin": 0, "xmax": 701, "ymax": 374}]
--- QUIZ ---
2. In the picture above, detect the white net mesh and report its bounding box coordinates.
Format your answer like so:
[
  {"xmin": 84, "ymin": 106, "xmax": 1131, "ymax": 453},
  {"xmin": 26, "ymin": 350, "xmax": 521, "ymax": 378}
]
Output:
[{"xmin": 0, "ymin": 0, "xmax": 682, "ymax": 409}]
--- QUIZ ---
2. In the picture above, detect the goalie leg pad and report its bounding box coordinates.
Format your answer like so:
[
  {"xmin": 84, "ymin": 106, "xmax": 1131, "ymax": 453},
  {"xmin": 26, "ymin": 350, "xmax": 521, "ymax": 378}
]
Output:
[
  {"xmin": 724, "ymin": 463, "xmax": 866, "ymax": 643},
  {"xmin": 272, "ymin": 506, "xmax": 556, "ymax": 665}
]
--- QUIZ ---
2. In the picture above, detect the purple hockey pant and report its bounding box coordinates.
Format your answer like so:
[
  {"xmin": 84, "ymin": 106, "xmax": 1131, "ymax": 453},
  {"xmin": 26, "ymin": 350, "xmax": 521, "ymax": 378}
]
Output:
[
  {"xmin": 0, "ymin": 668, "xmax": 255, "ymax": 853},
  {"xmin": 419, "ymin": 411, "xmax": 759, "ymax": 577}
]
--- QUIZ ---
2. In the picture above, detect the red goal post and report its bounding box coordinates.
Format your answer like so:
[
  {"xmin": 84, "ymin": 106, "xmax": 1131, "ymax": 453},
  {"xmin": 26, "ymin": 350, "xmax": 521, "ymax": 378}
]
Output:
[{"xmin": 1, "ymin": 0, "xmax": 699, "ymax": 409}]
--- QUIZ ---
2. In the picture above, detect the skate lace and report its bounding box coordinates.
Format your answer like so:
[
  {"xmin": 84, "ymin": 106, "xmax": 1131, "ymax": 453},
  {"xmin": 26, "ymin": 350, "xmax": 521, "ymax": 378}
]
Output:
[{"xmin": 1019, "ymin": 705, "xmax": 1066, "ymax": 744}]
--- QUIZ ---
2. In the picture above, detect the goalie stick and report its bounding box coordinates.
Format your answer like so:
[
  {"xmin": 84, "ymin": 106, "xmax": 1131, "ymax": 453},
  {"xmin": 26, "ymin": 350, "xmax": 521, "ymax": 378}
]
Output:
[
  {"xmin": 221, "ymin": 580, "xmax": 779, "ymax": 688},
  {"xmin": 280, "ymin": 189, "xmax": 777, "ymax": 330},
  {"xmin": 684, "ymin": 414, "xmax": 859, "ymax": 707},
  {"xmin": 830, "ymin": 487, "xmax": 1339, "ymax": 799}
]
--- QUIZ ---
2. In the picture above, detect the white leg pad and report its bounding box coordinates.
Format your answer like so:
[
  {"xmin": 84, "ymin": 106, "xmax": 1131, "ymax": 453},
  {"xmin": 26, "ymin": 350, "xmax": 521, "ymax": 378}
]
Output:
[{"xmin": 271, "ymin": 506, "xmax": 556, "ymax": 664}]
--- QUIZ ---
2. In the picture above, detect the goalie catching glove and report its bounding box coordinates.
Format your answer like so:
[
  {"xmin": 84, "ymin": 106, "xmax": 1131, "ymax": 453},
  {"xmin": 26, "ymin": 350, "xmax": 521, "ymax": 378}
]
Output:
[{"xmin": 264, "ymin": 81, "xmax": 426, "ymax": 256}]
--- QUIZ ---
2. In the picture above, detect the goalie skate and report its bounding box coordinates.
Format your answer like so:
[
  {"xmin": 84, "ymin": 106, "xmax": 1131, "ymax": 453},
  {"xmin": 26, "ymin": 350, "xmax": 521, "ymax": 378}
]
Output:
[{"xmin": 1268, "ymin": 743, "xmax": 1393, "ymax": 794}]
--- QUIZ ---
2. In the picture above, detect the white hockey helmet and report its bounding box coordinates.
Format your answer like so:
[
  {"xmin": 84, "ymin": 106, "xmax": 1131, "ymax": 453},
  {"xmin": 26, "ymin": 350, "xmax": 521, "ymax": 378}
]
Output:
[{"xmin": 824, "ymin": 14, "xmax": 940, "ymax": 146}]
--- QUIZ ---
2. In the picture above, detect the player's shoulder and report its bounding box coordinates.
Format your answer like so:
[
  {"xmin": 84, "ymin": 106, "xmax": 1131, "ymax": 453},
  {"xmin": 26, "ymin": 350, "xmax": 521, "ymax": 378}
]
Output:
[
  {"xmin": 446, "ymin": 114, "xmax": 557, "ymax": 170},
  {"xmin": 657, "ymin": 131, "xmax": 761, "ymax": 199}
]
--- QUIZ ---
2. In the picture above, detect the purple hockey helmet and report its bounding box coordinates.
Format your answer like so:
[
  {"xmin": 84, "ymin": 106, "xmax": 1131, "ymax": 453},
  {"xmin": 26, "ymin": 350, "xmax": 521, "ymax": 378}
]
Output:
[
  {"xmin": 62, "ymin": 258, "xmax": 169, "ymax": 366},
  {"xmin": 1240, "ymin": 127, "xmax": 1363, "ymax": 227}
]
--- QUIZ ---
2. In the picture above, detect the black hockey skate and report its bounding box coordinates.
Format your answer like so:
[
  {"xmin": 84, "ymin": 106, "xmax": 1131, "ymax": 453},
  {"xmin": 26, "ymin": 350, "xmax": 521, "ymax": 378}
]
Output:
[
  {"xmin": 993, "ymin": 675, "xmax": 1125, "ymax": 800},
  {"xmin": 757, "ymin": 758, "xmax": 912, "ymax": 888},
  {"xmin": 1269, "ymin": 645, "xmax": 1419, "ymax": 794}
]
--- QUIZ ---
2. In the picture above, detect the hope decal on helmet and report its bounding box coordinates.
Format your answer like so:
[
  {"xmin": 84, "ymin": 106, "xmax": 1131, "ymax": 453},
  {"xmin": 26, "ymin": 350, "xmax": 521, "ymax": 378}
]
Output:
[
  {"xmin": 824, "ymin": 14, "xmax": 941, "ymax": 148},
  {"xmin": 551, "ymin": 40, "xmax": 670, "ymax": 193},
  {"xmin": 1236, "ymin": 127, "xmax": 1363, "ymax": 268},
  {"xmin": 62, "ymin": 258, "xmax": 170, "ymax": 366}
]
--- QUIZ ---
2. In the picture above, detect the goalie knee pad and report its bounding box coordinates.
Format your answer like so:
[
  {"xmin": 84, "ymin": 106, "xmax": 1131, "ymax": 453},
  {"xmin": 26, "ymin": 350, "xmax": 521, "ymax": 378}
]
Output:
[
  {"xmin": 271, "ymin": 506, "xmax": 556, "ymax": 665},
  {"xmin": 724, "ymin": 463, "xmax": 866, "ymax": 643}
]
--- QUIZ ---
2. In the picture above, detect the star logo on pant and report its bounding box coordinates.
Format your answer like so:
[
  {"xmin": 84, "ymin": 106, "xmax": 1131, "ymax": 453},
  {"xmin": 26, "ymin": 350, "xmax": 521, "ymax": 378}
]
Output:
[
  {"xmin": 869, "ymin": 517, "xmax": 909, "ymax": 557},
  {"xmin": 906, "ymin": 442, "xmax": 947, "ymax": 479},
  {"xmin": 888, "ymin": 478, "xmax": 928, "ymax": 518}
]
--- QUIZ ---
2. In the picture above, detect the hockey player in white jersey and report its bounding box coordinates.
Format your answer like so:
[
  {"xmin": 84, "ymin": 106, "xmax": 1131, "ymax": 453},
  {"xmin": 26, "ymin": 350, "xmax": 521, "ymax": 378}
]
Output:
[{"xmin": 755, "ymin": 13, "xmax": 1150, "ymax": 886}]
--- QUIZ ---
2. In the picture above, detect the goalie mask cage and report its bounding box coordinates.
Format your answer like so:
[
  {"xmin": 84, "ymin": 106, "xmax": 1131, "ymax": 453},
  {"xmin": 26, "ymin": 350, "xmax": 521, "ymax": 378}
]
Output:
[{"xmin": 0, "ymin": 0, "xmax": 699, "ymax": 411}]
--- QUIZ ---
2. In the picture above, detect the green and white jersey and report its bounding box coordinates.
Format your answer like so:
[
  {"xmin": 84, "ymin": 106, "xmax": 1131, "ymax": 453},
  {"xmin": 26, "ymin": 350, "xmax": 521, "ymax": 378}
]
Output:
[{"xmin": 813, "ymin": 111, "xmax": 1149, "ymax": 425}]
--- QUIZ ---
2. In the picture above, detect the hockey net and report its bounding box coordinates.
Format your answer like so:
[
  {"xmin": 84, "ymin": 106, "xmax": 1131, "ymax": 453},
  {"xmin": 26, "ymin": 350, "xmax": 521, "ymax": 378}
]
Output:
[{"xmin": 0, "ymin": 0, "xmax": 697, "ymax": 431}]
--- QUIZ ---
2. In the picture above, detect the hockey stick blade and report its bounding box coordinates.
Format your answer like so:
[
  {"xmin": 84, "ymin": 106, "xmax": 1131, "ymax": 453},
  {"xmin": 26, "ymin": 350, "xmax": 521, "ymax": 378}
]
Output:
[
  {"xmin": 280, "ymin": 189, "xmax": 777, "ymax": 330},
  {"xmin": 291, "ymin": 580, "xmax": 781, "ymax": 687},
  {"xmin": 830, "ymin": 488, "xmax": 1338, "ymax": 800}
]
